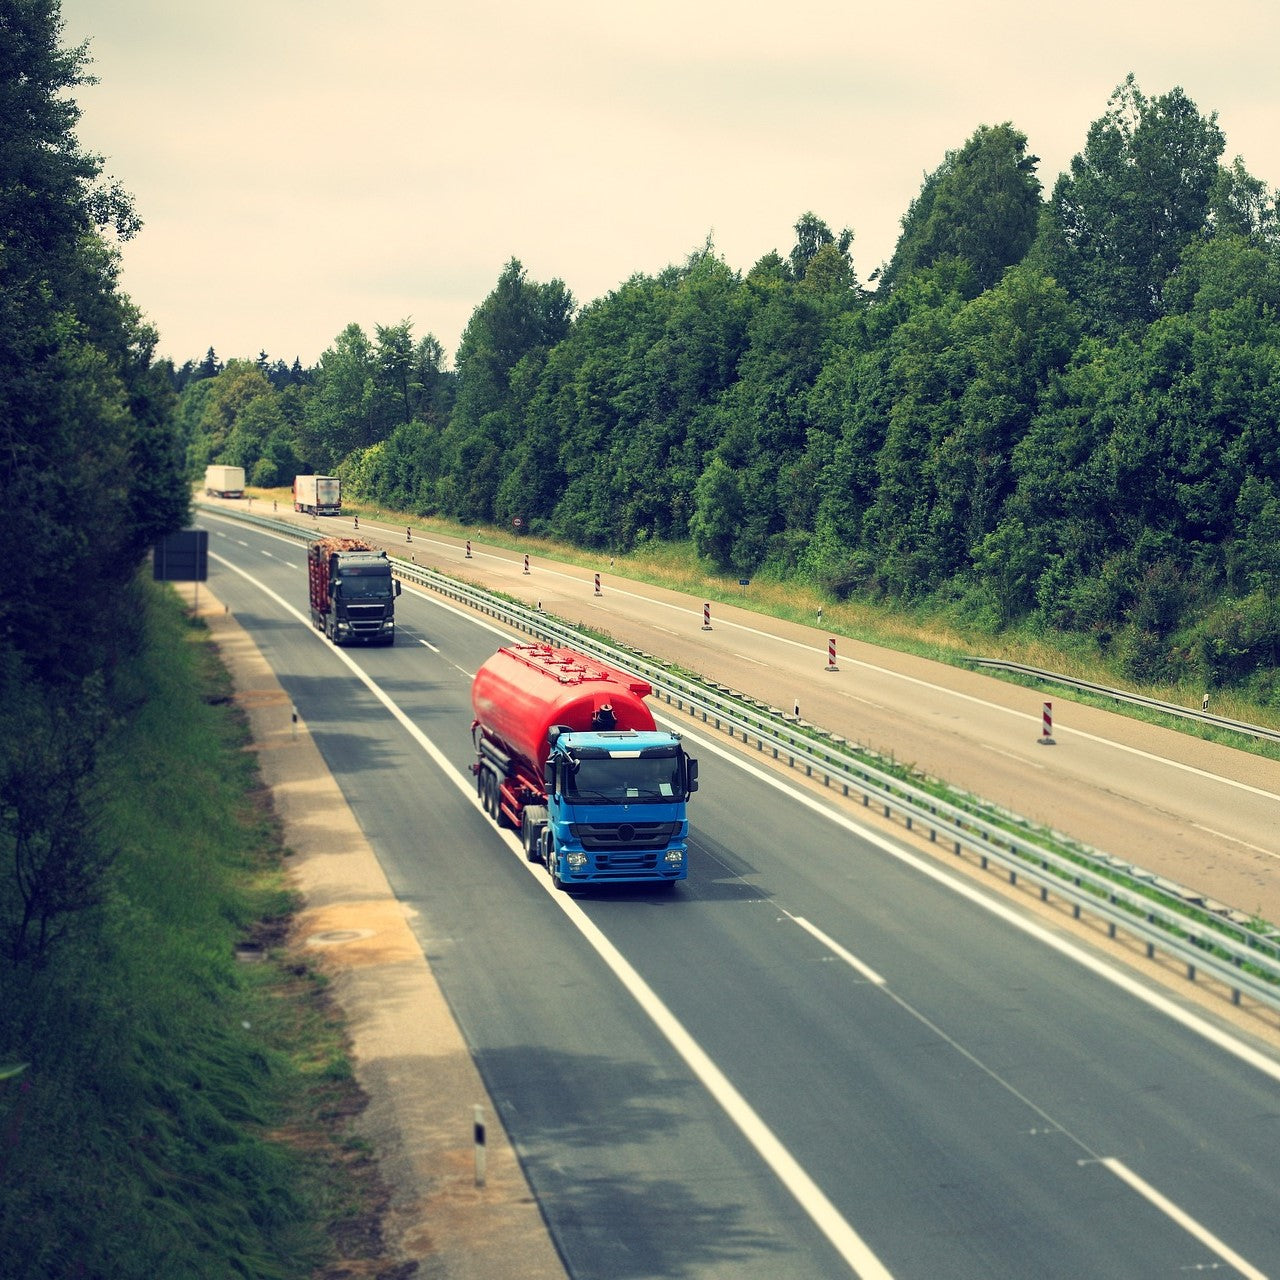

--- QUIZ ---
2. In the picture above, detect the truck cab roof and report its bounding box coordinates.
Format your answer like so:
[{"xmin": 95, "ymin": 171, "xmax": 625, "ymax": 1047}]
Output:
[{"xmin": 558, "ymin": 729, "xmax": 679, "ymax": 755}]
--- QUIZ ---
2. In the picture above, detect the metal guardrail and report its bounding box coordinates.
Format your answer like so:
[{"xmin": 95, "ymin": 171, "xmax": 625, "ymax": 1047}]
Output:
[
  {"xmin": 967, "ymin": 657, "xmax": 1280, "ymax": 745},
  {"xmin": 198, "ymin": 505, "xmax": 1280, "ymax": 1015}
]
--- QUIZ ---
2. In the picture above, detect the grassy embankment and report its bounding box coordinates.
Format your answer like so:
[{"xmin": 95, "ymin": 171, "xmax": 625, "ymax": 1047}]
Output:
[
  {"xmin": 0, "ymin": 581, "xmax": 392, "ymax": 1280},
  {"xmin": 255, "ymin": 486, "xmax": 1280, "ymax": 752}
]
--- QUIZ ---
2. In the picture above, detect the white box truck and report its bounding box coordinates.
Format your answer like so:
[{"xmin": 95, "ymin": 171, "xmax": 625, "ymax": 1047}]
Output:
[
  {"xmin": 294, "ymin": 475, "xmax": 341, "ymax": 516},
  {"xmin": 204, "ymin": 465, "xmax": 245, "ymax": 498}
]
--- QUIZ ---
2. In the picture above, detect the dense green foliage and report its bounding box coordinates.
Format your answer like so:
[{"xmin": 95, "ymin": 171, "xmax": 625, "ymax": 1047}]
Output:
[
  {"xmin": 0, "ymin": 8, "xmax": 360, "ymax": 1275},
  {"xmin": 186, "ymin": 77, "xmax": 1280, "ymax": 694},
  {"xmin": 0, "ymin": 0, "xmax": 189, "ymax": 965},
  {"xmin": 0, "ymin": 585, "xmax": 355, "ymax": 1279}
]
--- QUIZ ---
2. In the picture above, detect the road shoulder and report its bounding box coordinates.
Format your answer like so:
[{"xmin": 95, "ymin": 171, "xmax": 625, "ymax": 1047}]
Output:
[{"xmin": 186, "ymin": 585, "xmax": 567, "ymax": 1280}]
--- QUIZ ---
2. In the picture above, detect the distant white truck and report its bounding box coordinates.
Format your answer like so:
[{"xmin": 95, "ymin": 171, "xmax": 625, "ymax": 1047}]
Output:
[
  {"xmin": 204, "ymin": 465, "xmax": 245, "ymax": 498},
  {"xmin": 293, "ymin": 474, "xmax": 341, "ymax": 516}
]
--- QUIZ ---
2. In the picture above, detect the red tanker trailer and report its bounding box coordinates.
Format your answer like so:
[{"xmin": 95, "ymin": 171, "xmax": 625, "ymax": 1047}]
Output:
[{"xmin": 471, "ymin": 644, "xmax": 698, "ymax": 890}]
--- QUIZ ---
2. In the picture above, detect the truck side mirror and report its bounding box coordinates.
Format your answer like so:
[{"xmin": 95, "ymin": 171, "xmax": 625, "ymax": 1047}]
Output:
[
  {"xmin": 543, "ymin": 761, "xmax": 556, "ymax": 791},
  {"xmin": 394, "ymin": 580, "xmax": 402, "ymax": 597},
  {"xmin": 686, "ymin": 757, "xmax": 699, "ymax": 794}
]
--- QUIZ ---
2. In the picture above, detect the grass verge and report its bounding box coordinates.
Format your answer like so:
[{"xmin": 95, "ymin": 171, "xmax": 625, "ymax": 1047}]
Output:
[{"xmin": 0, "ymin": 580, "xmax": 404, "ymax": 1280}]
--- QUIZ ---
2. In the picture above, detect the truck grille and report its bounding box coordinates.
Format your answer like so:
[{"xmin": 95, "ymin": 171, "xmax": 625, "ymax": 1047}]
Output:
[
  {"xmin": 346, "ymin": 604, "xmax": 388, "ymax": 632},
  {"xmin": 594, "ymin": 851, "xmax": 659, "ymax": 874},
  {"xmin": 571, "ymin": 821, "xmax": 681, "ymax": 852}
]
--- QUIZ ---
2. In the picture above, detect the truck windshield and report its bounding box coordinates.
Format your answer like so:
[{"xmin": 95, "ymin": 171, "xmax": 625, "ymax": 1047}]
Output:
[
  {"xmin": 337, "ymin": 574, "xmax": 391, "ymax": 597},
  {"xmin": 566, "ymin": 754, "xmax": 683, "ymax": 803}
]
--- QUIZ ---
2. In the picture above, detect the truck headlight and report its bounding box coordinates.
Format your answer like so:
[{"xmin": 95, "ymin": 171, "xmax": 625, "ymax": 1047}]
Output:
[
  {"xmin": 664, "ymin": 850, "xmax": 684, "ymax": 866},
  {"xmin": 566, "ymin": 852, "xmax": 588, "ymax": 870}
]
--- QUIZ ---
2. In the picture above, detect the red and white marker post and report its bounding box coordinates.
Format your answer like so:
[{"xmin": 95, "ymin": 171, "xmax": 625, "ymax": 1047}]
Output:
[
  {"xmin": 701, "ymin": 602, "xmax": 712, "ymax": 631},
  {"xmin": 825, "ymin": 638, "xmax": 839, "ymax": 672},
  {"xmin": 594, "ymin": 572, "xmax": 602, "ymax": 596},
  {"xmin": 523, "ymin": 554, "xmax": 530, "ymax": 575},
  {"xmin": 1038, "ymin": 701, "xmax": 1056, "ymax": 746}
]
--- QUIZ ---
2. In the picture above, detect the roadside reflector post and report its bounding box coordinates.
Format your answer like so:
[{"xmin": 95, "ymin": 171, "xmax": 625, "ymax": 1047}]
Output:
[
  {"xmin": 465, "ymin": 539, "xmax": 472, "ymax": 558},
  {"xmin": 825, "ymin": 638, "xmax": 839, "ymax": 672},
  {"xmin": 473, "ymin": 1104, "xmax": 487, "ymax": 1187},
  {"xmin": 594, "ymin": 572, "xmax": 602, "ymax": 596},
  {"xmin": 406, "ymin": 525, "xmax": 412, "ymax": 542},
  {"xmin": 793, "ymin": 699, "xmax": 800, "ymax": 720},
  {"xmin": 1038, "ymin": 701, "xmax": 1056, "ymax": 746},
  {"xmin": 523, "ymin": 554, "xmax": 530, "ymax": 575},
  {"xmin": 701, "ymin": 602, "xmax": 712, "ymax": 631},
  {"xmin": 353, "ymin": 514, "xmax": 359, "ymax": 529}
]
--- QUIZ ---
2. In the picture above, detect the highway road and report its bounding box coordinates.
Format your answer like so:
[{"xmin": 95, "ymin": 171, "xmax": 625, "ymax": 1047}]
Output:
[
  {"xmin": 231, "ymin": 500, "xmax": 1280, "ymax": 928},
  {"xmin": 201, "ymin": 510, "xmax": 1280, "ymax": 1279}
]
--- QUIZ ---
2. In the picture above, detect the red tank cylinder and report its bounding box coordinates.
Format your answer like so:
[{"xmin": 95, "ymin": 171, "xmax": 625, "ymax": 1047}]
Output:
[{"xmin": 471, "ymin": 644, "xmax": 656, "ymax": 771}]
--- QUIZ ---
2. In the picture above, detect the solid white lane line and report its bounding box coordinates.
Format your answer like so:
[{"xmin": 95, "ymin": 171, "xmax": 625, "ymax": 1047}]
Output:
[
  {"xmin": 1102, "ymin": 1159, "xmax": 1267, "ymax": 1280},
  {"xmin": 1190, "ymin": 822, "xmax": 1277, "ymax": 860}
]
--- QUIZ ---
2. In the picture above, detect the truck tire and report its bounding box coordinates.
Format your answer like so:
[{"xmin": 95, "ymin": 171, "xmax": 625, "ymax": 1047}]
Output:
[{"xmin": 521, "ymin": 806, "xmax": 548, "ymax": 863}]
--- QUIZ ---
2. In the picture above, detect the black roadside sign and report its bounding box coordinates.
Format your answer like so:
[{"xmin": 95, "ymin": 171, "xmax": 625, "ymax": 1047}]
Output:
[{"xmin": 153, "ymin": 529, "xmax": 208, "ymax": 581}]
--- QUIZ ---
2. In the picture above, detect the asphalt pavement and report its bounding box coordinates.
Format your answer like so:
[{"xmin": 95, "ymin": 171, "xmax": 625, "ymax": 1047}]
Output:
[{"xmin": 183, "ymin": 583, "xmax": 568, "ymax": 1280}]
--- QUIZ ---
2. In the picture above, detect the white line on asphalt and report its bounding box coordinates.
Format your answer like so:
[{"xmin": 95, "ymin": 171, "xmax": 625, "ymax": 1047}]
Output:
[
  {"xmin": 980, "ymin": 742, "xmax": 1047, "ymax": 768},
  {"xmin": 1102, "ymin": 1159, "xmax": 1267, "ymax": 1279},
  {"xmin": 784, "ymin": 913, "xmax": 886, "ymax": 984},
  {"xmin": 1190, "ymin": 822, "xmax": 1277, "ymax": 860}
]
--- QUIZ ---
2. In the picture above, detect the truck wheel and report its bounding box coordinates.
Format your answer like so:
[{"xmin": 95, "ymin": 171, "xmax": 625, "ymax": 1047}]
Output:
[
  {"xmin": 522, "ymin": 807, "xmax": 548, "ymax": 863},
  {"xmin": 547, "ymin": 850, "xmax": 563, "ymax": 891}
]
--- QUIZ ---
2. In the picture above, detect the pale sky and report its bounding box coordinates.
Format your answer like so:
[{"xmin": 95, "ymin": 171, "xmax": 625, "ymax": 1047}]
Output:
[{"xmin": 58, "ymin": 0, "xmax": 1280, "ymax": 371}]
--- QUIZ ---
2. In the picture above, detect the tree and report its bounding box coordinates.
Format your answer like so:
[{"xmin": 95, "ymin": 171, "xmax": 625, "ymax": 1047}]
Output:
[
  {"xmin": 301, "ymin": 323, "xmax": 378, "ymax": 469},
  {"xmin": 374, "ymin": 321, "xmax": 448, "ymax": 429},
  {"xmin": 690, "ymin": 456, "xmax": 744, "ymax": 571},
  {"xmin": 452, "ymin": 258, "xmax": 574, "ymax": 429},
  {"xmin": 1207, "ymin": 157, "xmax": 1280, "ymax": 245},
  {"xmin": 1040, "ymin": 76, "xmax": 1225, "ymax": 332},
  {"xmin": 879, "ymin": 124, "xmax": 1042, "ymax": 294},
  {"xmin": 789, "ymin": 211, "xmax": 854, "ymax": 281},
  {"xmin": 0, "ymin": 1, "xmax": 189, "ymax": 964}
]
